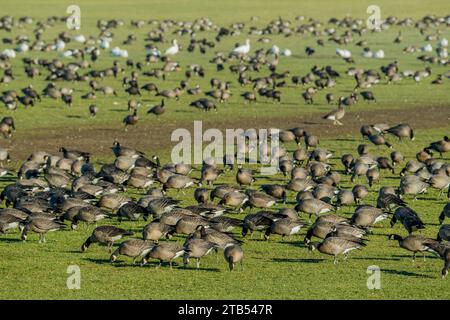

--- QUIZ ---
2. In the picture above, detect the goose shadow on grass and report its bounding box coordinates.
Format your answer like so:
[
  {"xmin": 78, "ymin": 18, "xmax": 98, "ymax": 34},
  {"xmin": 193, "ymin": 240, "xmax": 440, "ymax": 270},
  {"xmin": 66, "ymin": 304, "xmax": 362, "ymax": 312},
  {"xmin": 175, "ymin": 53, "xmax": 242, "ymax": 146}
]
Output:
[
  {"xmin": 352, "ymin": 256, "xmax": 401, "ymax": 261},
  {"xmin": 380, "ymin": 268, "xmax": 435, "ymax": 279},
  {"xmin": 66, "ymin": 115, "xmax": 82, "ymax": 119},
  {"xmin": 272, "ymin": 258, "xmax": 325, "ymax": 264},
  {"xmin": 0, "ymin": 237, "xmax": 22, "ymax": 243}
]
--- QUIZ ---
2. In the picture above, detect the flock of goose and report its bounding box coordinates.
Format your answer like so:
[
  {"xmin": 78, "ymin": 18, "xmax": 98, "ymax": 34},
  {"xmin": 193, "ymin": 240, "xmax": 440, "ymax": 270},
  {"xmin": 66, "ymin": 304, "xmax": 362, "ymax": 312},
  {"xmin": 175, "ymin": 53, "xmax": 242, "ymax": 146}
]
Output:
[{"xmin": 0, "ymin": 13, "xmax": 449, "ymax": 277}]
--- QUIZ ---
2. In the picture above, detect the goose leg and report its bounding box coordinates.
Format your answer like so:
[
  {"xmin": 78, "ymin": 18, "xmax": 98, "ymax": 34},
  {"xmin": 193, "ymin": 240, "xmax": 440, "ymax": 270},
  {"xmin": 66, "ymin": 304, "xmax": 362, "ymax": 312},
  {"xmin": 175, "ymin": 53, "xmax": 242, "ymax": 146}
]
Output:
[
  {"xmin": 412, "ymin": 252, "xmax": 416, "ymax": 263},
  {"xmin": 196, "ymin": 258, "xmax": 200, "ymax": 269},
  {"xmin": 240, "ymin": 260, "xmax": 244, "ymax": 271},
  {"xmin": 333, "ymin": 256, "xmax": 338, "ymax": 265}
]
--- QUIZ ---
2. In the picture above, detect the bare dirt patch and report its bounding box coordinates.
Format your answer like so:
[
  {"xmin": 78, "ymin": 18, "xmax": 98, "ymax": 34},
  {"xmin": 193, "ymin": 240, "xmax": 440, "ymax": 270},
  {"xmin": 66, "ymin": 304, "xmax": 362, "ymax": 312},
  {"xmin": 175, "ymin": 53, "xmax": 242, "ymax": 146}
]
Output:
[{"xmin": 5, "ymin": 105, "xmax": 450, "ymax": 161}]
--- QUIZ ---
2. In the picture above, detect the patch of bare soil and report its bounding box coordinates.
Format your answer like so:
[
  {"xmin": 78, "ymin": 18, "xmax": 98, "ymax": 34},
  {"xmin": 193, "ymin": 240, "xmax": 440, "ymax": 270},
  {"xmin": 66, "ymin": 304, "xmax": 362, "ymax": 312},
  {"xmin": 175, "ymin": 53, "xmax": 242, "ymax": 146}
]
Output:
[{"xmin": 5, "ymin": 105, "xmax": 450, "ymax": 161}]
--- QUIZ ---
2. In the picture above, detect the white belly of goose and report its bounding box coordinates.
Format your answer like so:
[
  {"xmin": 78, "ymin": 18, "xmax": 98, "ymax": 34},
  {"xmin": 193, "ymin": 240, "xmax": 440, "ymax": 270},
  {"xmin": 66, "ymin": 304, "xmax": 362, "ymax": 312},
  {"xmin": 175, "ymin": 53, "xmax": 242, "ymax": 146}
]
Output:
[{"xmin": 290, "ymin": 225, "xmax": 302, "ymax": 235}]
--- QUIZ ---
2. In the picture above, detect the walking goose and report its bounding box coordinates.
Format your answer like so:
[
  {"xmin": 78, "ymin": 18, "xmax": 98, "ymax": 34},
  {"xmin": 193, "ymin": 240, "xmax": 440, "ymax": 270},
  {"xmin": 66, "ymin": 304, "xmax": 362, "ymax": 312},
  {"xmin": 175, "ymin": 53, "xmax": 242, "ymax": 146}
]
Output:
[
  {"xmin": 351, "ymin": 205, "xmax": 389, "ymax": 228},
  {"xmin": 183, "ymin": 237, "xmax": 216, "ymax": 269},
  {"xmin": 264, "ymin": 218, "xmax": 305, "ymax": 241},
  {"xmin": 142, "ymin": 219, "xmax": 175, "ymax": 242},
  {"xmin": 391, "ymin": 206, "xmax": 425, "ymax": 234},
  {"xmin": 224, "ymin": 243, "xmax": 244, "ymax": 271},
  {"xmin": 295, "ymin": 198, "xmax": 334, "ymax": 222},
  {"xmin": 140, "ymin": 242, "xmax": 184, "ymax": 268},
  {"xmin": 21, "ymin": 218, "xmax": 66, "ymax": 243}
]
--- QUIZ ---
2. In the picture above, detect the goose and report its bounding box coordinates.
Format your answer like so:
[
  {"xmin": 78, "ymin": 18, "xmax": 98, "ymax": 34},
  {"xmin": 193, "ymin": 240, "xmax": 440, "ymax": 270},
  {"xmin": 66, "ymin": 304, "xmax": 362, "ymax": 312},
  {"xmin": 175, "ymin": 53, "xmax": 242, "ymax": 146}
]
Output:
[
  {"xmin": 126, "ymin": 174, "xmax": 155, "ymax": 190},
  {"xmin": 366, "ymin": 167, "xmax": 380, "ymax": 187},
  {"xmin": 110, "ymin": 239, "xmax": 154, "ymax": 264},
  {"xmin": 164, "ymin": 39, "xmax": 179, "ymax": 56},
  {"xmin": 98, "ymin": 194, "xmax": 132, "ymax": 212},
  {"xmin": 231, "ymin": 39, "xmax": 250, "ymax": 56},
  {"xmin": 244, "ymin": 191, "xmax": 277, "ymax": 210},
  {"xmin": 142, "ymin": 219, "xmax": 175, "ymax": 242},
  {"xmin": 425, "ymin": 136, "xmax": 450, "ymax": 157},
  {"xmin": 437, "ymin": 224, "xmax": 450, "ymax": 242},
  {"xmin": 368, "ymin": 134, "xmax": 392, "ymax": 148},
  {"xmin": 0, "ymin": 213, "xmax": 23, "ymax": 234},
  {"xmin": 59, "ymin": 147, "xmax": 89, "ymax": 161},
  {"xmin": 385, "ymin": 123, "xmax": 415, "ymax": 141},
  {"xmin": 128, "ymin": 99, "xmax": 141, "ymax": 111},
  {"xmin": 388, "ymin": 234, "xmax": 439, "ymax": 262},
  {"xmin": 439, "ymin": 203, "xmax": 450, "ymax": 224},
  {"xmin": 81, "ymin": 226, "xmax": 133, "ymax": 253},
  {"xmin": 194, "ymin": 225, "xmax": 241, "ymax": 248},
  {"xmin": 322, "ymin": 106, "xmax": 345, "ymax": 125},
  {"xmin": 123, "ymin": 110, "xmax": 139, "ymax": 131},
  {"xmin": 351, "ymin": 205, "xmax": 389, "ymax": 228},
  {"xmin": 360, "ymin": 91, "xmax": 376, "ymax": 103},
  {"xmin": 224, "ymin": 243, "xmax": 244, "ymax": 271},
  {"xmin": 201, "ymin": 164, "xmax": 223, "ymax": 186},
  {"xmin": 71, "ymin": 206, "xmax": 109, "ymax": 229},
  {"xmin": 175, "ymin": 215, "xmax": 209, "ymax": 235},
  {"xmin": 209, "ymin": 216, "xmax": 243, "ymax": 233},
  {"xmin": 140, "ymin": 242, "xmax": 185, "ymax": 268},
  {"xmin": 308, "ymin": 236, "xmax": 365, "ymax": 264},
  {"xmin": 183, "ymin": 237, "xmax": 216, "ymax": 269},
  {"xmin": 261, "ymin": 184, "xmax": 286, "ymax": 203},
  {"xmin": 264, "ymin": 218, "xmax": 305, "ymax": 241},
  {"xmin": 390, "ymin": 151, "xmax": 404, "ymax": 168},
  {"xmin": 163, "ymin": 174, "xmax": 196, "ymax": 192},
  {"xmin": 400, "ymin": 160, "xmax": 426, "ymax": 176},
  {"xmin": 114, "ymin": 156, "xmax": 136, "ymax": 171},
  {"xmin": 241, "ymin": 211, "xmax": 282, "ymax": 238},
  {"xmin": 147, "ymin": 99, "xmax": 165, "ymax": 116},
  {"xmin": 336, "ymin": 190, "xmax": 355, "ymax": 208},
  {"xmin": 21, "ymin": 218, "xmax": 65, "ymax": 243},
  {"xmin": 218, "ymin": 190, "xmax": 248, "ymax": 211},
  {"xmin": 145, "ymin": 197, "xmax": 180, "ymax": 219},
  {"xmin": 111, "ymin": 140, "xmax": 145, "ymax": 158},
  {"xmin": 210, "ymin": 185, "xmax": 239, "ymax": 201},
  {"xmin": 391, "ymin": 206, "xmax": 425, "ymax": 234},
  {"xmin": 428, "ymin": 174, "xmax": 450, "ymax": 197},
  {"xmin": 236, "ymin": 166, "xmax": 254, "ymax": 186},
  {"xmin": 295, "ymin": 198, "xmax": 334, "ymax": 222},
  {"xmin": 399, "ymin": 175, "xmax": 429, "ymax": 199},
  {"xmin": 194, "ymin": 188, "xmax": 210, "ymax": 204},
  {"xmin": 117, "ymin": 202, "xmax": 146, "ymax": 221},
  {"xmin": 376, "ymin": 192, "xmax": 406, "ymax": 211}
]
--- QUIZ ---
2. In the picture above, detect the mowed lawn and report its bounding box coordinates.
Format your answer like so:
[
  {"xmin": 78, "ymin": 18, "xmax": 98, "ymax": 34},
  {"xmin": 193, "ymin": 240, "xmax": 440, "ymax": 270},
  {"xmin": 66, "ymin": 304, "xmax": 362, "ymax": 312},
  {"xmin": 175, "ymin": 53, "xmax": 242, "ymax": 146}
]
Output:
[{"xmin": 0, "ymin": 0, "xmax": 449, "ymax": 299}]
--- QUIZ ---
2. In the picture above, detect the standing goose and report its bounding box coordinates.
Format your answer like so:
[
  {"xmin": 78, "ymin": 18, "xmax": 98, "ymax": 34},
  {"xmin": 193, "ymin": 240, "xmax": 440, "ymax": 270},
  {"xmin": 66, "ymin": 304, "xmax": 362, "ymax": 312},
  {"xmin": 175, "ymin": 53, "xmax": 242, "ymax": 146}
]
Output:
[
  {"xmin": 21, "ymin": 218, "xmax": 66, "ymax": 243},
  {"xmin": 201, "ymin": 164, "xmax": 223, "ymax": 186},
  {"xmin": 140, "ymin": 242, "xmax": 184, "ymax": 268},
  {"xmin": 322, "ymin": 105, "xmax": 345, "ymax": 125},
  {"xmin": 71, "ymin": 206, "xmax": 109, "ymax": 229},
  {"xmin": 376, "ymin": 192, "xmax": 406, "ymax": 212},
  {"xmin": 218, "ymin": 190, "xmax": 248, "ymax": 212},
  {"xmin": 163, "ymin": 174, "xmax": 196, "ymax": 192},
  {"xmin": 209, "ymin": 216, "xmax": 243, "ymax": 233},
  {"xmin": 110, "ymin": 239, "xmax": 154, "ymax": 264},
  {"xmin": 244, "ymin": 191, "xmax": 277, "ymax": 210},
  {"xmin": 175, "ymin": 215, "xmax": 209, "ymax": 235},
  {"xmin": 117, "ymin": 202, "xmax": 146, "ymax": 221},
  {"xmin": 195, "ymin": 225, "xmax": 241, "ymax": 249},
  {"xmin": 388, "ymin": 234, "xmax": 439, "ymax": 262},
  {"xmin": 145, "ymin": 197, "xmax": 180, "ymax": 219},
  {"xmin": 0, "ymin": 213, "xmax": 23, "ymax": 234},
  {"xmin": 123, "ymin": 110, "xmax": 139, "ymax": 131},
  {"xmin": 147, "ymin": 99, "xmax": 165, "ymax": 116},
  {"xmin": 224, "ymin": 243, "xmax": 244, "ymax": 271},
  {"xmin": 81, "ymin": 225, "xmax": 133, "ymax": 253},
  {"xmin": 194, "ymin": 188, "xmax": 210, "ymax": 204},
  {"xmin": 236, "ymin": 166, "xmax": 254, "ymax": 186},
  {"xmin": 437, "ymin": 224, "xmax": 450, "ymax": 242},
  {"xmin": 88, "ymin": 104, "xmax": 98, "ymax": 117},
  {"xmin": 425, "ymin": 136, "xmax": 450, "ymax": 157},
  {"xmin": 242, "ymin": 211, "xmax": 281, "ymax": 238},
  {"xmin": 308, "ymin": 236, "xmax": 365, "ymax": 264},
  {"xmin": 368, "ymin": 134, "xmax": 392, "ymax": 149},
  {"xmin": 264, "ymin": 218, "xmax": 305, "ymax": 241},
  {"xmin": 399, "ymin": 175, "xmax": 429, "ymax": 200}
]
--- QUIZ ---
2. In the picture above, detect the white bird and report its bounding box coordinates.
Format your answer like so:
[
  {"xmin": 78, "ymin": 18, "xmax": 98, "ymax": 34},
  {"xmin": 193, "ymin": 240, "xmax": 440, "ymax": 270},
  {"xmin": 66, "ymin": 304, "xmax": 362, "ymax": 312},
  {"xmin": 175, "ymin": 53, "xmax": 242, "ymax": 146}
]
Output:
[
  {"xmin": 146, "ymin": 47, "xmax": 161, "ymax": 57},
  {"xmin": 164, "ymin": 39, "xmax": 179, "ymax": 56},
  {"xmin": 362, "ymin": 48, "xmax": 373, "ymax": 58},
  {"xmin": 16, "ymin": 43, "xmax": 29, "ymax": 53},
  {"xmin": 438, "ymin": 38, "xmax": 448, "ymax": 48},
  {"xmin": 336, "ymin": 48, "xmax": 351, "ymax": 58},
  {"xmin": 374, "ymin": 49, "xmax": 385, "ymax": 59},
  {"xmin": 55, "ymin": 40, "xmax": 66, "ymax": 51},
  {"xmin": 61, "ymin": 50, "xmax": 73, "ymax": 58},
  {"xmin": 232, "ymin": 39, "xmax": 251, "ymax": 56},
  {"xmin": 267, "ymin": 45, "xmax": 280, "ymax": 55},
  {"xmin": 73, "ymin": 35, "xmax": 86, "ymax": 43},
  {"xmin": 281, "ymin": 49, "xmax": 292, "ymax": 57},
  {"xmin": 1, "ymin": 49, "xmax": 16, "ymax": 58},
  {"xmin": 99, "ymin": 38, "xmax": 110, "ymax": 49},
  {"xmin": 422, "ymin": 43, "xmax": 433, "ymax": 52},
  {"xmin": 111, "ymin": 47, "xmax": 128, "ymax": 58}
]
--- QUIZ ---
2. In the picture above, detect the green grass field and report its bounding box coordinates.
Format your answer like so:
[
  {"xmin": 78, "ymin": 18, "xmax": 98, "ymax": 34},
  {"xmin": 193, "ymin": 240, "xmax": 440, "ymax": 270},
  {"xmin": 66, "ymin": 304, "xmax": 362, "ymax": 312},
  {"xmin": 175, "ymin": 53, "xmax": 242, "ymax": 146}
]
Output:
[{"xmin": 0, "ymin": 0, "xmax": 449, "ymax": 299}]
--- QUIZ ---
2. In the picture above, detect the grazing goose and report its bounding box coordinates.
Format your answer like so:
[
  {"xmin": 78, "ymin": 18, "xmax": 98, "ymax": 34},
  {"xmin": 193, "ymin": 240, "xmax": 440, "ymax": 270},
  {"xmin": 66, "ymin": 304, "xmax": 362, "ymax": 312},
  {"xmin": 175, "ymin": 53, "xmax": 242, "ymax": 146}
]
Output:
[
  {"xmin": 117, "ymin": 202, "xmax": 146, "ymax": 221},
  {"xmin": 224, "ymin": 243, "xmax": 244, "ymax": 271},
  {"xmin": 376, "ymin": 192, "xmax": 406, "ymax": 211},
  {"xmin": 385, "ymin": 124, "xmax": 415, "ymax": 141},
  {"xmin": 218, "ymin": 190, "xmax": 248, "ymax": 212},
  {"xmin": 391, "ymin": 206, "xmax": 425, "ymax": 234},
  {"xmin": 0, "ymin": 213, "xmax": 23, "ymax": 234},
  {"xmin": 399, "ymin": 175, "xmax": 429, "ymax": 199},
  {"xmin": 201, "ymin": 164, "xmax": 223, "ymax": 186},
  {"xmin": 242, "ymin": 211, "xmax": 281, "ymax": 238},
  {"xmin": 175, "ymin": 215, "xmax": 209, "ymax": 235},
  {"xmin": 142, "ymin": 219, "xmax": 174, "ymax": 242},
  {"xmin": 308, "ymin": 237, "xmax": 365, "ymax": 264},
  {"xmin": 388, "ymin": 234, "xmax": 439, "ymax": 262},
  {"xmin": 368, "ymin": 134, "xmax": 392, "ymax": 148},
  {"xmin": 425, "ymin": 136, "xmax": 450, "ymax": 158},
  {"xmin": 295, "ymin": 198, "xmax": 334, "ymax": 222},
  {"xmin": 195, "ymin": 225, "xmax": 241, "ymax": 248},
  {"xmin": 351, "ymin": 205, "xmax": 389, "ymax": 228},
  {"xmin": 194, "ymin": 188, "xmax": 210, "ymax": 204},
  {"xmin": 304, "ymin": 220, "xmax": 336, "ymax": 243},
  {"xmin": 140, "ymin": 242, "xmax": 184, "ymax": 268},
  {"xmin": 81, "ymin": 226, "xmax": 133, "ymax": 253},
  {"xmin": 145, "ymin": 197, "xmax": 180, "ymax": 219},
  {"xmin": 71, "ymin": 206, "xmax": 109, "ymax": 229},
  {"xmin": 183, "ymin": 238, "xmax": 216, "ymax": 269},
  {"xmin": 21, "ymin": 218, "xmax": 66, "ymax": 243},
  {"xmin": 163, "ymin": 174, "xmax": 196, "ymax": 192},
  {"xmin": 244, "ymin": 191, "xmax": 277, "ymax": 210},
  {"xmin": 209, "ymin": 216, "xmax": 243, "ymax": 233},
  {"xmin": 110, "ymin": 239, "xmax": 154, "ymax": 264},
  {"xmin": 111, "ymin": 140, "xmax": 144, "ymax": 158},
  {"xmin": 264, "ymin": 218, "xmax": 305, "ymax": 241}
]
